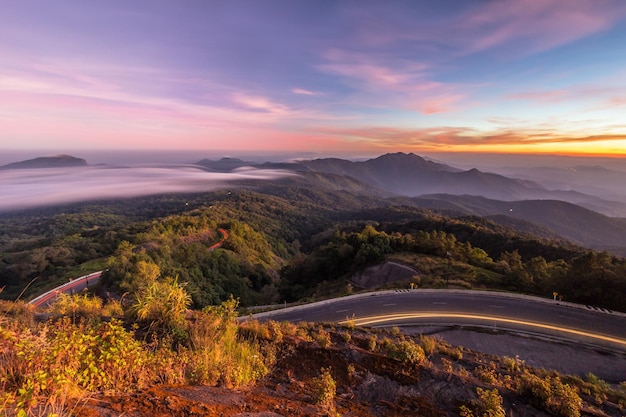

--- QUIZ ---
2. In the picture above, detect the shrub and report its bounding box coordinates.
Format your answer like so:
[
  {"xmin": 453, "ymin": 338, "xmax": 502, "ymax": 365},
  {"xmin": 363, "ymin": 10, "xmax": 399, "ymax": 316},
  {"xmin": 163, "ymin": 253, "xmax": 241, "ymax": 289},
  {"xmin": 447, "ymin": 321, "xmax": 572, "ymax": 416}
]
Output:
[
  {"xmin": 48, "ymin": 293, "xmax": 103, "ymax": 318},
  {"xmin": 0, "ymin": 317, "xmax": 169, "ymax": 416},
  {"xmin": 367, "ymin": 335, "xmax": 377, "ymax": 352},
  {"xmin": 502, "ymin": 355, "xmax": 524, "ymax": 373},
  {"xmin": 474, "ymin": 364, "xmax": 499, "ymax": 384},
  {"xmin": 311, "ymin": 367, "xmax": 336, "ymax": 406},
  {"xmin": 186, "ymin": 299, "xmax": 271, "ymax": 388},
  {"xmin": 314, "ymin": 326, "xmax": 332, "ymax": 348},
  {"xmin": 460, "ymin": 388, "xmax": 506, "ymax": 417},
  {"xmin": 130, "ymin": 276, "xmax": 191, "ymax": 335},
  {"xmin": 518, "ymin": 373, "xmax": 582, "ymax": 417},
  {"xmin": 389, "ymin": 340, "xmax": 425, "ymax": 365},
  {"xmin": 418, "ymin": 334, "xmax": 436, "ymax": 356},
  {"xmin": 439, "ymin": 344, "xmax": 463, "ymax": 360}
]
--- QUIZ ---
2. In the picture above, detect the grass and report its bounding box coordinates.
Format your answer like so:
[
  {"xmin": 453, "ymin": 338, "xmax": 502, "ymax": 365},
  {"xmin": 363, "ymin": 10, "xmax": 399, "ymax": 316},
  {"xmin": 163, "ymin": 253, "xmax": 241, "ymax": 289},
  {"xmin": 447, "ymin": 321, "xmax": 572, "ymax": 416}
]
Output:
[{"xmin": 0, "ymin": 294, "xmax": 274, "ymax": 416}]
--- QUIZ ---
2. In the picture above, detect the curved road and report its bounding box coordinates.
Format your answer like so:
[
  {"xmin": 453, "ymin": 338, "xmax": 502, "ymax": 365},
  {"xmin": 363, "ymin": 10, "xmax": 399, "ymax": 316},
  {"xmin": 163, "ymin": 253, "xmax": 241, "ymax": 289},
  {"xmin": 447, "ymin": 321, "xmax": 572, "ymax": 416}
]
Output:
[
  {"xmin": 246, "ymin": 290, "xmax": 626, "ymax": 351},
  {"xmin": 29, "ymin": 228, "xmax": 229, "ymax": 308}
]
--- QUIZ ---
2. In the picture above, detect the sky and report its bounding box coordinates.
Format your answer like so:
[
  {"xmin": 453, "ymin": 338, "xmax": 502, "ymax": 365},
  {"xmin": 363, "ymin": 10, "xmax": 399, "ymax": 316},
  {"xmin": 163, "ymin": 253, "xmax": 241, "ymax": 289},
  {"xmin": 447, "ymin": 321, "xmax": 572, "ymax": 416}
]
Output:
[{"xmin": 2, "ymin": 0, "xmax": 626, "ymax": 158}]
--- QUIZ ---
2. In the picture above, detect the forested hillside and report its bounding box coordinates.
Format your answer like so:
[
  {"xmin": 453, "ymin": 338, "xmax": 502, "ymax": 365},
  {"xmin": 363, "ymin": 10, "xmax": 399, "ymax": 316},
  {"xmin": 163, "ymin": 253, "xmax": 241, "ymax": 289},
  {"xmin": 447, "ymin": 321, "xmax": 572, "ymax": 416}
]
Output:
[{"xmin": 1, "ymin": 184, "xmax": 626, "ymax": 311}]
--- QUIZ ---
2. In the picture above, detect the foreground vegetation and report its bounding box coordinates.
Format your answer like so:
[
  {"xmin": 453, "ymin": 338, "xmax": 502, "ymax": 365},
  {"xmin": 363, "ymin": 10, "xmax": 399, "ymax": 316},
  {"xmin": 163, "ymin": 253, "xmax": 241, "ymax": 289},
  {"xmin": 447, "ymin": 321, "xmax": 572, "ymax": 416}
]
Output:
[
  {"xmin": 1, "ymin": 291, "xmax": 626, "ymax": 416},
  {"xmin": 0, "ymin": 292, "xmax": 273, "ymax": 416}
]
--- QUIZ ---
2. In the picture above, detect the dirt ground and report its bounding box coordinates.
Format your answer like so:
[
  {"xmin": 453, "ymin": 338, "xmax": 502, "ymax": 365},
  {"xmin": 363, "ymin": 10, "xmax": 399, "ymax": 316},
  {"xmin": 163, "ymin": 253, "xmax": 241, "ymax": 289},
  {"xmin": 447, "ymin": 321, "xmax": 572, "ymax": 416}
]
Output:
[{"xmin": 404, "ymin": 325, "xmax": 626, "ymax": 384}]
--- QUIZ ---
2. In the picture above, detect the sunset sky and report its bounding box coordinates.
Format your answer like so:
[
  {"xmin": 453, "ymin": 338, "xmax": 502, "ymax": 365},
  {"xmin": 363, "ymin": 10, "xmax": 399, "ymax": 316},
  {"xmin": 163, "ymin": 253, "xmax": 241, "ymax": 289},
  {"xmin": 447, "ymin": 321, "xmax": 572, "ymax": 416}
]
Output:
[{"xmin": 2, "ymin": 0, "xmax": 626, "ymax": 157}]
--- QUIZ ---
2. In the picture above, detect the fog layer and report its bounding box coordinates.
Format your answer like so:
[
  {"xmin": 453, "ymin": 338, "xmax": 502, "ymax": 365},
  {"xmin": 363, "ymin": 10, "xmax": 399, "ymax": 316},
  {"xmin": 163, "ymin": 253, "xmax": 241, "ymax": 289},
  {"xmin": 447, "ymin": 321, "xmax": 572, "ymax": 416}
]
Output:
[{"xmin": 0, "ymin": 165, "xmax": 293, "ymax": 211}]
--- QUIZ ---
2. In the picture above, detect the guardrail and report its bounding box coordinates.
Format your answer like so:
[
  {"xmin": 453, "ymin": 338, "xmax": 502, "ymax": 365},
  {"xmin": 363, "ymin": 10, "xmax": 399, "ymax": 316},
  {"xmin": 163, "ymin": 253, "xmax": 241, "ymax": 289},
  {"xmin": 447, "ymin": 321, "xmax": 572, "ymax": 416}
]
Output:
[{"xmin": 29, "ymin": 271, "xmax": 103, "ymax": 307}]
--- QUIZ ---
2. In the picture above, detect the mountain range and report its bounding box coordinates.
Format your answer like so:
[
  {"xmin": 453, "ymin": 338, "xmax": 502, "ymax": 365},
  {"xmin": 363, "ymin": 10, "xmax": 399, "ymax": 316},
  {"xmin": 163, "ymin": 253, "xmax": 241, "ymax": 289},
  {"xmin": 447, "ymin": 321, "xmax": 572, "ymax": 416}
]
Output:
[{"xmin": 196, "ymin": 152, "xmax": 626, "ymax": 254}]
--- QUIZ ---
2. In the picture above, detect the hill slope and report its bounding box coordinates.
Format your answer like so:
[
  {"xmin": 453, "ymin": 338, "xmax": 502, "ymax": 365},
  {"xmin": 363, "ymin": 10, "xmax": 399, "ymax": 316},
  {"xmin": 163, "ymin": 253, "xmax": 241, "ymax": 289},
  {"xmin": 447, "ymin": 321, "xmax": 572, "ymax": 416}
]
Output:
[{"xmin": 408, "ymin": 194, "xmax": 626, "ymax": 253}]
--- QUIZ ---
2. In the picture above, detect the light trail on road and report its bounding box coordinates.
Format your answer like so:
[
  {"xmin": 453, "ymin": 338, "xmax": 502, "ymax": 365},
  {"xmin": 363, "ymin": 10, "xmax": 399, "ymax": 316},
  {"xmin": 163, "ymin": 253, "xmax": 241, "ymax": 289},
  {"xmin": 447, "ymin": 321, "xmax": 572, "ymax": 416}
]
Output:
[{"xmin": 340, "ymin": 312, "xmax": 626, "ymax": 348}]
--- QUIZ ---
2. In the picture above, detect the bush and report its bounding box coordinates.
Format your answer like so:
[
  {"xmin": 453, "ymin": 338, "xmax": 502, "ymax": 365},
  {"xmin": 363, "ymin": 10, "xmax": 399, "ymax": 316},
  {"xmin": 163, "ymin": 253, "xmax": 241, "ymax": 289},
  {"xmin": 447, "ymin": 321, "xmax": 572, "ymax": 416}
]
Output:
[
  {"xmin": 518, "ymin": 373, "xmax": 582, "ymax": 417},
  {"xmin": 502, "ymin": 355, "xmax": 524, "ymax": 373},
  {"xmin": 460, "ymin": 388, "xmax": 506, "ymax": 417},
  {"xmin": 389, "ymin": 340, "xmax": 425, "ymax": 365},
  {"xmin": 311, "ymin": 367, "xmax": 336, "ymax": 406},
  {"xmin": 367, "ymin": 334, "xmax": 377, "ymax": 352},
  {"xmin": 186, "ymin": 299, "xmax": 271, "ymax": 388},
  {"xmin": 0, "ymin": 317, "xmax": 170, "ymax": 416},
  {"xmin": 418, "ymin": 334, "xmax": 436, "ymax": 356},
  {"xmin": 48, "ymin": 293, "xmax": 103, "ymax": 318},
  {"xmin": 130, "ymin": 276, "xmax": 191, "ymax": 335}
]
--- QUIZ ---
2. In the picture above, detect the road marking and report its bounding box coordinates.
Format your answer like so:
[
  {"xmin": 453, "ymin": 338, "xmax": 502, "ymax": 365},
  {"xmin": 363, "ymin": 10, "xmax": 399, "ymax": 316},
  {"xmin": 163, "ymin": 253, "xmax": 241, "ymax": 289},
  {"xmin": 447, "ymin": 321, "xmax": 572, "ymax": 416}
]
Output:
[
  {"xmin": 489, "ymin": 305, "xmax": 506, "ymax": 309},
  {"xmin": 336, "ymin": 309, "xmax": 349, "ymax": 313},
  {"xmin": 338, "ymin": 313, "xmax": 626, "ymax": 348},
  {"xmin": 558, "ymin": 315, "xmax": 579, "ymax": 321},
  {"xmin": 432, "ymin": 302, "xmax": 448, "ymax": 305},
  {"xmin": 382, "ymin": 303, "xmax": 397, "ymax": 306}
]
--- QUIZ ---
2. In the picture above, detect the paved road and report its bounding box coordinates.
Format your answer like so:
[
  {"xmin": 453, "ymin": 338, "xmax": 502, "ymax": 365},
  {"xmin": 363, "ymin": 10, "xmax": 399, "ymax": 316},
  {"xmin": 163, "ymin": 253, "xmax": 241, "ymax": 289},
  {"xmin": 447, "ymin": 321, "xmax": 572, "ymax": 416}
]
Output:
[
  {"xmin": 29, "ymin": 228, "xmax": 229, "ymax": 308},
  {"xmin": 246, "ymin": 290, "xmax": 626, "ymax": 351},
  {"xmin": 29, "ymin": 271, "xmax": 103, "ymax": 307}
]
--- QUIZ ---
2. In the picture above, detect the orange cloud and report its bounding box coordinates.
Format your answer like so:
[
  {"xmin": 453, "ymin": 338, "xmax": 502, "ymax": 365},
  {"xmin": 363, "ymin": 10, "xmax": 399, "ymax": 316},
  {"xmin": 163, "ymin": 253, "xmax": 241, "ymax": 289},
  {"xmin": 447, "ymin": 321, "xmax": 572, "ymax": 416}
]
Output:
[{"xmin": 315, "ymin": 125, "xmax": 626, "ymax": 156}]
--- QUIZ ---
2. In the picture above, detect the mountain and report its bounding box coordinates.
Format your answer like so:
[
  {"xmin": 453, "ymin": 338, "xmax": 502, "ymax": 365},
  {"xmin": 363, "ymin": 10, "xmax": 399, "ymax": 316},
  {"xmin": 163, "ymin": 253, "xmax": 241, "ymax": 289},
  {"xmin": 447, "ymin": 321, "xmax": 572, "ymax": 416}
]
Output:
[
  {"xmin": 408, "ymin": 194, "xmax": 626, "ymax": 254},
  {"xmin": 295, "ymin": 152, "xmax": 626, "ymax": 217},
  {"xmin": 487, "ymin": 164, "xmax": 626, "ymax": 204},
  {"xmin": 0, "ymin": 154, "xmax": 87, "ymax": 170}
]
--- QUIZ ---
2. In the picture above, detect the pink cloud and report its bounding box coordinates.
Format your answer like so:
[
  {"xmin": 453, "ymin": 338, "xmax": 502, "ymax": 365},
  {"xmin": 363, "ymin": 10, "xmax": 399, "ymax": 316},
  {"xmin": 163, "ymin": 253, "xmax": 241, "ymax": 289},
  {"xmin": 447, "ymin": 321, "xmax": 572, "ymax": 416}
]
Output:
[
  {"xmin": 319, "ymin": 49, "xmax": 464, "ymax": 114},
  {"xmin": 459, "ymin": 0, "xmax": 626, "ymax": 55},
  {"xmin": 291, "ymin": 88, "xmax": 319, "ymax": 96}
]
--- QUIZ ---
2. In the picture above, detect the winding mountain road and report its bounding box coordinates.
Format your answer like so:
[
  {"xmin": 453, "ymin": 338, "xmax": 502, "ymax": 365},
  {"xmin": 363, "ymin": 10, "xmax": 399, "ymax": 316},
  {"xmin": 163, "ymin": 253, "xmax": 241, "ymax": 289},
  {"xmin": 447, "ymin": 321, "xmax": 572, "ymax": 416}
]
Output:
[
  {"xmin": 246, "ymin": 290, "xmax": 626, "ymax": 351},
  {"xmin": 29, "ymin": 228, "xmax": 229, "ymax": 308}
]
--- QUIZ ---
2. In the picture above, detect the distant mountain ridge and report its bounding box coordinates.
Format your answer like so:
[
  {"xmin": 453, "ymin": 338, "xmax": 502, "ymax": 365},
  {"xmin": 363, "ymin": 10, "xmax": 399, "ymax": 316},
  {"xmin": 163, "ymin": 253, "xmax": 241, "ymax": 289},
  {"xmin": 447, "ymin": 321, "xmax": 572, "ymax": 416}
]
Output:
[
  {"xmin": 0, "ymin": 154, "xmax": 87, "ymax": 170},
  {"xmin": 408, "ymin": 194, "xmax": 626, "ymax": 255},
  {"xmin": 194, "ymin": 152, "xmax": 626, "ymax": 217}
]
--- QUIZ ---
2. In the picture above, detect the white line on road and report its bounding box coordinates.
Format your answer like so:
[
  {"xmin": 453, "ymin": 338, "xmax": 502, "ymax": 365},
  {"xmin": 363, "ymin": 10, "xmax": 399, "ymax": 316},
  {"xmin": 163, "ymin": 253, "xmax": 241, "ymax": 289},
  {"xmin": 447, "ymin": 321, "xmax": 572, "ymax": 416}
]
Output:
[
  {"xmin": 489, "ymin": 305, "xmax": 506, "ymax": 309},
  {"xmin": 432, "ymin": 302, "xmax": 448, "ymax": 305},
  {"xmin": 336, "ymin": 309, "xmax": 349, "ymax": 313},
  {"xmin": 382, "ymin": 303, "xmax": 397, "ymax": 306}
]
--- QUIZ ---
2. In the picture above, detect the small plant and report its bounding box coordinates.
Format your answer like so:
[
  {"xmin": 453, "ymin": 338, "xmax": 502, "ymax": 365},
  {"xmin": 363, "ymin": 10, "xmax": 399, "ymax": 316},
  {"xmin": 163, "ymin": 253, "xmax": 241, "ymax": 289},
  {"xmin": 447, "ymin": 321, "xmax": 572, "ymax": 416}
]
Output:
[
  {"xmin": 347, "ymin": 363, "xmax": 357, "ymax": 379},
  {"xmin": 367, "ymin": 334, "xmax": 377, "ymax": 352},
  {"xmin": 389, "ymin": 340, "xmax": 425, "ymax": 365},
  {"xmin": 460, "ymin": 388, "xmax": 506, "ymax": 417},
  {"xmin": 48, "ymin": 293, "xmax": 103, "ymax": 318},
  {"xmin": 439, "ymin": 344, "xmax": 463, "ymax": 360},
  {"xmin": 130, "ymin": 276, "xmax": 191, "ymax": 335},
  {"xmin": 418, "ymin": 334, "xmax": 436, "ymax": 356},
  {"xmin": 343, "ymin": 317, "xmax": 355, "ymax": 330},
  {"xmin": 311, "ymin": 367, "xmax": 336, "ymax": 406},
  {"xmin": 314, "ymin": 326, "xmax": 332, "ymax": 348},
  {"xmin": 474, "ymin": 364, "xmax": 499, "ymax": 384},
  {"xmin": 502, "ymin": 355, "xmax": 524, "ymax": 373},
  {"xmin": 518, "ymin": 372, "xmax": 582, "ymax": 417}
]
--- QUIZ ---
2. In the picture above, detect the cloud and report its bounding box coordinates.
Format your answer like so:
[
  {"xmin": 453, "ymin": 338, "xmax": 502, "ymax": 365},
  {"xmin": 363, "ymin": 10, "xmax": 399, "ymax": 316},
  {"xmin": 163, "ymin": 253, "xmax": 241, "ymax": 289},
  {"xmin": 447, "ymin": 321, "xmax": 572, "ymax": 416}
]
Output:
[
  {"xmin": 291, "ymin": 88, "xmax": 319, "ymax": 96},
  {"xmin": 458, "ymin": 0, "xmax": 626, "ymax": 55},
  {"xmin": 0, "ymin": 165, "xmax": 295, "ymax": 211},
  {"xmin": 231, "ymin": 92, "xmax": 291, "ymax": 115},
  {"xmin": 316, "ymin": 125, "xmax": 626, "ymax": 154},
  {"xmin": 318, "ymin": 49, "xmax": 465, "ymax": 114}
]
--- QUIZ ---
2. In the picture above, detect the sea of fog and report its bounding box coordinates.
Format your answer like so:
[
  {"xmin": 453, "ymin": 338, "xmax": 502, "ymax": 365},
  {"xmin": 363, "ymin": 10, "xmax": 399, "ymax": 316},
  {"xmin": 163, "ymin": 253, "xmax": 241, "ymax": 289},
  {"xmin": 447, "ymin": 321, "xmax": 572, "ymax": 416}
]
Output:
[{"xmin": 0, "ymin": 164, "xmax": 295, "ymax": 212}]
